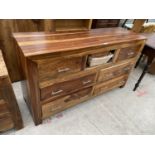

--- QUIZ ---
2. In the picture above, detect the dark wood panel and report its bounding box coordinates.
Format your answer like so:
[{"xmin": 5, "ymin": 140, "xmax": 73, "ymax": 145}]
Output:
[{"xmin": 92, "ymin": 19, "xmax": 120, "ymax": 28}]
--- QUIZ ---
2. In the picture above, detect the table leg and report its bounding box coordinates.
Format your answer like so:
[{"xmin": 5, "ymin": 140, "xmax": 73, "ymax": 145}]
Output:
[
  {"xmin": 135, "ymin": 53, "xmax": 143, "ymax": 68},
  {"xmin": 133, "ymin": 57, "xmax": 153, "ymax": 91}
]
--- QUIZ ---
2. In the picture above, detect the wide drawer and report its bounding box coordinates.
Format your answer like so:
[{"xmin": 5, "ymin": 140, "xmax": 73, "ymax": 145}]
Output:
[
  {"xmin": 40, "ymin": 73, "xmax": 96, "ymax": 101},
  {"xmin": 116, "ymin": 45, "xmax": 140, "ymax": 62},
  {"xmin": 94, "ymin": 75, "xmax": 127, "ymax": 96},
  {"xmin": 42, "ymin": 87, "xmax": 92, "ymax": 119},
  {"xmin": 37, "ymin": 56, "xmax": 86, "ymax": 83},
  {"xmin": 98, "ymin": 62, "xmax": 132, "ymax": 82}
]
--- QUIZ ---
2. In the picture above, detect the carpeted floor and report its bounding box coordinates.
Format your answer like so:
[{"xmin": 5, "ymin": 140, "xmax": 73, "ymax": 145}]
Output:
[{"xmin": 2, "ymin": 66, "xmax": 155, "ymax": 135}]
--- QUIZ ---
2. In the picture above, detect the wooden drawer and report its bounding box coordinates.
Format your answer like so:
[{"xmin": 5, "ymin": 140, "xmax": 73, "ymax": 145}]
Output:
[
  {"xmin": 98, "ymin": 62, "xmax": 132, "ymax": 82},
  {"xmin": 40, "ymin": 73, "xmax": 96, "ymax": 101},
  {"xmin": 38, "ymin": 56, "xmax": 86, "ymax": 83},
  {"xmin": 116, "ymin": 45, "xmax": 140, "ymax": 62},
  {"xmin": 94, "ymin": 75, "xmax": 127, "ymax": 96},
  {"xmin": 42, "ymin": 87, "xmax": 92, "ymax": 119}
]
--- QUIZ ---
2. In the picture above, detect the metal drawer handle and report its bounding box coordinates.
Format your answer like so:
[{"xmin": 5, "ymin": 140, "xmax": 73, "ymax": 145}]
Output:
[
  {"xmin": 124, "ymin": 67, "xmax": 130, "ymax": 71},
  {"xmin": 128, "ymin": 51, "xmax": 134, "ymax": 56},
  {"xmin": 119, "ymin": 80, "xmax": 125, "ymax": 85},
  {"xmin": 51, "ymin": 89, "xmax": 63, "ymax": 95},
  {"xmin": 58, "ymin": 68, "xmax": 70, "ymax": 73},
  {"xmin": 104, "ymin": 86, "xmax": 108, "ymax": 89},
  {"xmin": 82, "ymin": 80, "xmax": 92, "ymax": 85},
  {"xmin": 106, "ymin": 73, "xmax": 113, "ymax": 77}
]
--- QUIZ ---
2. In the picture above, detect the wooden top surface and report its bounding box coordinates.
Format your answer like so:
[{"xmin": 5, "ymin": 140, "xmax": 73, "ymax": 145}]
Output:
[
  {"xmin": 13, "ymin": 28, "xmax": 146, "ymax": 57},
  {"xmin": 142, "ymin": 32, "xmax": 155, "ymax": 49},
  {"xmin": 0, "ymin": 51, "xmax": 8, "ymax": 77}
]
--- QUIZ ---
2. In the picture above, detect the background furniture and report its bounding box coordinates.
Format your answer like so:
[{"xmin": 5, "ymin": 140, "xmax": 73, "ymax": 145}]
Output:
[
  {"xmin": 0, "ymin": 50, "xmax": 23, "ymax": 132},
  {"xmin": 13, "ymin": 28, "xmax": 146, "ymax": 125},
  {"xmin": 92, "ymin": 19, "xmax": 120, "ymax": 28},
  {"xmin": 134, "ymin": 33, "xmax": 155, "ymax": 91},
  {"xmin": 0, "ymin": 19, "xmax": 92, "ymax": 82}
]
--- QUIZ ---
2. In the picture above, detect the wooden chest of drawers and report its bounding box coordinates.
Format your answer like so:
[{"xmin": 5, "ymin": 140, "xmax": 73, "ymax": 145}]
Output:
[
  {"xmin": 13, "ymin": 28, "xmax": 146, "ymax": 125},
  {"xmin": 0, "ymin": 51, "xmax": 23, "ymax": 132}
]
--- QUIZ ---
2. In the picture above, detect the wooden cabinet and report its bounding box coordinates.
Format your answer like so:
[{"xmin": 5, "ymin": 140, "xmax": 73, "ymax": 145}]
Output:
[
  {"xmin": 13, "ymin": 28, "xmax": 146, "ymax": 125},
  {"xmin": 55, "ymin": 19, "xmax": 92, "ymax": 31},
  {"xmin": 92, "ymin": 19, "xmax": 120, "ymax": 28},
  {"xmin": 0, "ymin": 51, "xmax": 23, "ymax": 132}
]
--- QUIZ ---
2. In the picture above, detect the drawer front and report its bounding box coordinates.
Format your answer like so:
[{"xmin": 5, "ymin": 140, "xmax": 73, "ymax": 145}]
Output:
[
  {"xmin": 116, "ymin": 45, "xmax": 140, "ymax": 62},
  {"xmin": 98, "ymin": 62, "xmax": 132, "ymax": 82},
  {"xmin": 38, "ymin": 57, "xmax": 85, "ymax": 83},
  {"xmin": 94, "ymin": 75, "xmax": 127, "ymax": 96},
  {"xmin": 42, "ymin": 87, "xmax": 92, "ymax": 119},
  {"xmin": 40, "ymin": 73, "xmax": 96, "ymax": 101}
]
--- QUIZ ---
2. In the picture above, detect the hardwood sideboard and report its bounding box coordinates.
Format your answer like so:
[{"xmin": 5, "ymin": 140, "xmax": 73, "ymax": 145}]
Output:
[
  {"xmin": 0, "ymin": 51, "xmax": 23, "ymax": 132},
  {"xmin": 13, "ymin": 28, "xmax": 146, "ymax": 125}
]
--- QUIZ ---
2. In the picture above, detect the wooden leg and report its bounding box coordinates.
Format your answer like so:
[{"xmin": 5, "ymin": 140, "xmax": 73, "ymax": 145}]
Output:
[
  {"xmin": 135, "ymin": 53, "xmax": 143, "ymax": 68},
  {"xmin": 133, "ymin": 57, "xmax": 153, "ymax": 91}
]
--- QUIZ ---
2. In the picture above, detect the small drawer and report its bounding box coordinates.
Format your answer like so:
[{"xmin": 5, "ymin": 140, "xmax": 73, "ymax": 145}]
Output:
[
  {"xmin": 116, "ymin": 45, "xmax": 140, "ymax": 62},
  {"xmin": 40, "ymin": 73, "xmax": 96, "ymax": 101},
  {"xmin": 94, "ymin": 75, "xmax": 127, "ymax": 96},
  {"xmin": 98, "ymin": 62, "xmax": 132, "ymax": 82},
  {"xmin": 42, "ymin": 87, "xmax": 92, "ymax": 119},
  {"xmin": 37, "ymin": 56, "xmax": 86, "ymax": 83}
]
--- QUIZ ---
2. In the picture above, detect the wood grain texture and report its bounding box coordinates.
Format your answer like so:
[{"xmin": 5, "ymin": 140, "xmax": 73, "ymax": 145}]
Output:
[
  {"xmin": 0, "ymin": 19, "xmax": 92, "ymax": 82},
  {"xmin": 40, "ymin": 73, "xmax": 96, "ymax": 101},
  {"xmin": 0, "ymin": 50, "xmax": 23, "ymax": 132},
  {"xmin": 42, "ymin": 87, "xmax": 92, "ymax": 119},
  {"xmin": 13, "ymin": 27, "xmax": 146, "ymax": 57},
  {"xmin": 14, "ymin": 28, "xmax": 146, "ymax": 125},
  {"xmin": 37, "ymin": 56, "xmax": 86, "ymax": 83}
]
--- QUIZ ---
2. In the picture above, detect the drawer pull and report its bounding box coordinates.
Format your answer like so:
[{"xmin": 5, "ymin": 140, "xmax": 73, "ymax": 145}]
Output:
[
  {"xmin": 58, "ymin": 68, "xmax": 70, "ymax": 73},
  {"xmin": 82, "ymin": 80, "xmax": 92, "ymax": 85},
  {"xmin": 119, "ymin": 80, "xmax": 125, "ymax": 85},
  {"xmin": 50, "ymin": 106, "xmax": 61, "ymax": 112},
  {"xmin": 106, "ymin": 73, "xmax": 113, "ymax": 77},
  {"xmin": 128, "ymin": 51, "xmax": 134, "ymax": 56},
  {"xmin": 51, "ymin": 89, "xmax": 63, "ymax": 95},
  {"xmin": 124, "ymin": 67, "xmax": 131, "ymax": 71}
]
